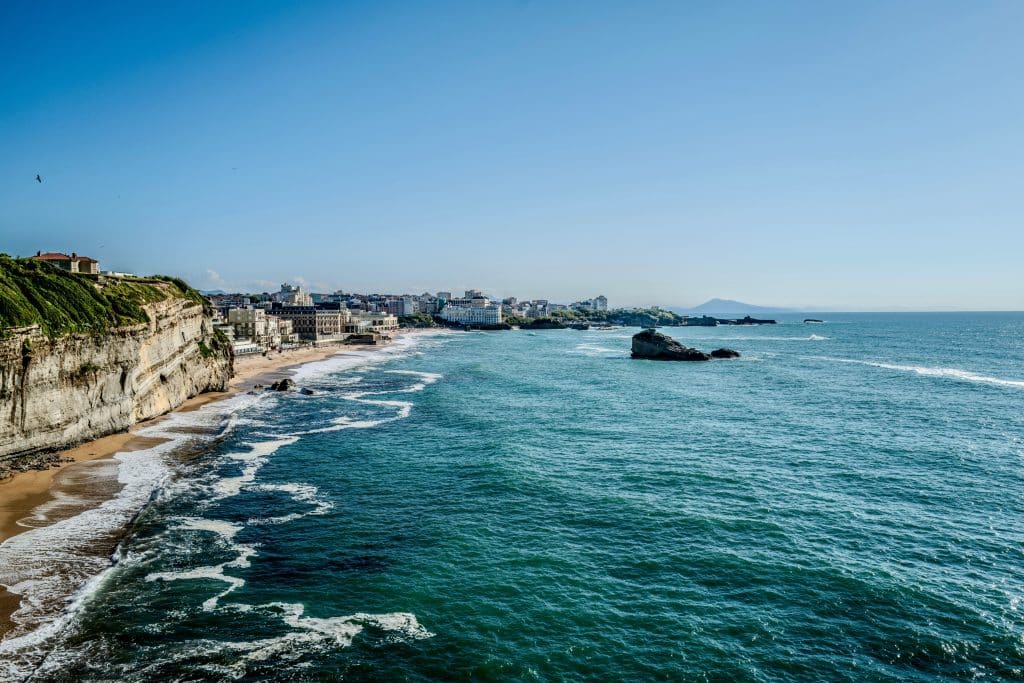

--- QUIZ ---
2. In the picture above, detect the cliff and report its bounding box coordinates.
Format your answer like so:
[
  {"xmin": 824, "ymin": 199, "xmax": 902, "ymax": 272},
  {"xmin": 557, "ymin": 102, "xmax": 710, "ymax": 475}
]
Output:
[{"xmin": 0, "ymin": 258, "xmax": 232, "ymax": 472}]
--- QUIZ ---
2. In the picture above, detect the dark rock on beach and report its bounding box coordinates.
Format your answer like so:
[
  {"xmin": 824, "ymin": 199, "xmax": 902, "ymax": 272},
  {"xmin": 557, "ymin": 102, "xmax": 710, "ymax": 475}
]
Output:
[
  {"xmin": 710, "ymin": 348, "xmax": 740, "ymax": 359},
  {"xmin": 268, "ymin": 378, "xmax": 296, "ymax": 391},
  {"xmin": 631, "ymin": 329, "xmax": 712, "ymax": 361}
]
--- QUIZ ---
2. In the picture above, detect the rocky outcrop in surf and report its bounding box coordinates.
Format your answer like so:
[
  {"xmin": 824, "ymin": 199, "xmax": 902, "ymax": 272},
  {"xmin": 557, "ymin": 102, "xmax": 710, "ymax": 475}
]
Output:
[
  {"xmin": 710, "ymin": 348, "xmax": 741, "ymax": 359},
  {"xmin": 630, "ymin": 329, "xmax": 712, "ymax": 361}
]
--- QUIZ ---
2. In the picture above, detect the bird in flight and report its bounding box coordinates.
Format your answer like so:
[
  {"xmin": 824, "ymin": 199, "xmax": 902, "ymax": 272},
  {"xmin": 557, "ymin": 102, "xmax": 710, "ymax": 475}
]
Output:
[{"xmin": 35, "ymin": 174, "xmax": 42, "ymax": 183}]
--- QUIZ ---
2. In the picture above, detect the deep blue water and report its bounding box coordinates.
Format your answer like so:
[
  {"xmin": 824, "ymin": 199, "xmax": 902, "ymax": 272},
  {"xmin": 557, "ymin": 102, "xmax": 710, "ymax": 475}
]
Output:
[{"xmin": 4, "ymin": 313, "xmax": 1024, "ymax": 681}]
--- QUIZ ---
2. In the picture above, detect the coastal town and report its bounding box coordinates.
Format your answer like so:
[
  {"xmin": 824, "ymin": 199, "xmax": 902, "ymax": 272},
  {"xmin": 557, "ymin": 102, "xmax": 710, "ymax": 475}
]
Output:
[
  {"xmin": 205, "ymin": 285, "xmax": 613, "ymax": 355},
  {"xmin": 18, "ymin": 249, "xmax": 781, "ymax": 360},
  {"xmin": 21, "ymin": 249, "xmax": 613, "ymax": 356}
]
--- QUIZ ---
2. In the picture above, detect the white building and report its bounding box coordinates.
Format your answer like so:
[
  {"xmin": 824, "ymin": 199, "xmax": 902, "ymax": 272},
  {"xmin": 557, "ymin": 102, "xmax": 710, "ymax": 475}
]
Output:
[
  {"xmin": 276, "ymin": 283, "xmax": 313, "ymax": 307},
  {"xmin": 440, "ymin": 303, "xmax": 503, "ymax": 326},
  {"xmin": 353, "ymin": 311, "xmax": 400, "ymax": 333}
]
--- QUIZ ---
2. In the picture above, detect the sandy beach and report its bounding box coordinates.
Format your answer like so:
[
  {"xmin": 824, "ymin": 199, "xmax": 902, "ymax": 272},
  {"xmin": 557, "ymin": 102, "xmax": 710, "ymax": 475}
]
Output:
[
  {"xmin": 0, "ymin": 339, "xmax": 395, "ymax": 637},
  {"xmin": 0, "ymin": 342, "xmax": 370, "ymax": 544}
]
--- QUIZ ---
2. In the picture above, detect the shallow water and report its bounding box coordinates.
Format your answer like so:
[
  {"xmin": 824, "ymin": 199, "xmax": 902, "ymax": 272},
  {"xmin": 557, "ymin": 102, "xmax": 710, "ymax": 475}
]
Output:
[{"xmin": 2, "ymin": 314, "xmax": 1024, "ymax": 681}]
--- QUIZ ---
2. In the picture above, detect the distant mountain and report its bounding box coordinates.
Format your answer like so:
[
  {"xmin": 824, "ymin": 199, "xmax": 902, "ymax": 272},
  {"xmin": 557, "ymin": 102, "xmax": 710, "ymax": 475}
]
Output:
[
  {"xmin": 669, "ymin": 298, "xmax": 798, "ymax": 316},
  {"xmin": 199, "ymin": 289, "xmax": 226, "ymax": 296}
]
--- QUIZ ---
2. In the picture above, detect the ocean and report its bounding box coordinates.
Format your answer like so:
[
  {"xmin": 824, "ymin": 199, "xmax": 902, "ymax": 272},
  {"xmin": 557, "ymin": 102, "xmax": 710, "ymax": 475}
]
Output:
[{"xmin": 1, "ymin": 313, "xmax": 1023, "ymax": 681}]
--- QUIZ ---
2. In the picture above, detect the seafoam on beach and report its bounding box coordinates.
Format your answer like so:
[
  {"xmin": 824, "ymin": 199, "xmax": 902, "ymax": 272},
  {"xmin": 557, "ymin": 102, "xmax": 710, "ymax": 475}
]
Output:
[{"xmin": 0, "ymin": 330, "xmax": 451, "ymax": 680}]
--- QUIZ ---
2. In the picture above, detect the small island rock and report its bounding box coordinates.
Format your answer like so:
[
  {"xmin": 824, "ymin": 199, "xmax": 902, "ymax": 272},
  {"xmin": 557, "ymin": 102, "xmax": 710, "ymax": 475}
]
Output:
[
  {"xmin": 710, "ymin": 348, "xmax": 740, "ymax": 359},
  {"xmin": 631, "ymin": 329, "xmax": 712, "ymax": 361}
]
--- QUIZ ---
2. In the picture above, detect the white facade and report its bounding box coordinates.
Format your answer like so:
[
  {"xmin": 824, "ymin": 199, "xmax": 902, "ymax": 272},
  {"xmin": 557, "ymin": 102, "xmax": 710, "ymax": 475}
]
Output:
[
  {"xmin": 440, "ymin": 304, "xmax": 503, "ymax": 326},
  {"xmin": 351, "ymin": 311, "xmax": 399, "ymax": 333},
  {"xmin": 277, "ymin": 283, "xmax": 313, "ymax": 307}
]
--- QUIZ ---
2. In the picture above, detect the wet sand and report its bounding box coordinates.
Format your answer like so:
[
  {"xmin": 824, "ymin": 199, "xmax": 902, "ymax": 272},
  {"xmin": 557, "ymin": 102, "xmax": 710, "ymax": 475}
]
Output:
[{"xmin": 0, "ymin": 338, "xmax": 399, "ymax": 637}]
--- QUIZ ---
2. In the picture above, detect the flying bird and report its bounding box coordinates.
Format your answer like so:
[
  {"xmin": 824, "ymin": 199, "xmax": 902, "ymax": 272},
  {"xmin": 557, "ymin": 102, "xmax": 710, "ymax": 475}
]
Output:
[{"xmin": 35, "ymin": 174, "xmax": 42, "ymax": 183}]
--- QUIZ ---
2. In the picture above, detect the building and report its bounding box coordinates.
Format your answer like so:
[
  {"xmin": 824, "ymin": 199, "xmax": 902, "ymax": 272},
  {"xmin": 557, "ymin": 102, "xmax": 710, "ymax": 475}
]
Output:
[
  {"xmin": 353, "ymin": 311, "xmax": 399, "ymax": 333},
  {"xmin": 269, "ymin": 303, "xmax": 350, "ymax": 341},
  {"xmin": 528, "ymin": 299, "xmax": 549, "ymax": 318},
  {"xmin": 227, "ymin": 307, "xmax": 268, "ymax": 344},
  {"xmin": 440, "ymin": 303, "xmax": 503, "ymax": 326},
  {"xmin": 31, "ymin": 251, "xmax": 100, "ymax": 274},
  {"xmin": 402, "ymin": 296, "xmax": 418, "ymax": 316},
  {"xmin": 232, "ymin": 340, "xmax": 262, "ymax": 356},
  {"xmin": 571, "ymin": 296, "xmax": 609, "ymax": 313},
  {"xmin": 416, "ymin": 293, "xmax": 440, "ymax": 314},
  {"xmin": 267, "ymin": 316, "xmax": 294, "ymax": 346},
  {"xmin": 276, "ymin": 283, "xmax": 313, "ymax": 307}
]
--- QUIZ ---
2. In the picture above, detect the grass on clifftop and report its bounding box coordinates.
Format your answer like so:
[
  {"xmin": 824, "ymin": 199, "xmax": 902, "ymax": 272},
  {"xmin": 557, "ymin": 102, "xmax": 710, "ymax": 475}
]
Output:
[{"xmin": 0, "ymin": 255, "xmax": 205, "ymax": 336}]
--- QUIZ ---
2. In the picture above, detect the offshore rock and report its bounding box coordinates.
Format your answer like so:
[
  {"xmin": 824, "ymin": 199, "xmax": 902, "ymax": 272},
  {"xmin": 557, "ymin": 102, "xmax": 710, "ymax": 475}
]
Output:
[
  {"xmin": 268, "ymin": 378, "xmax": 296, "ymax": 392},
  {"xmin": 710, "ymin": 348, "xmax": 741, "ymax": 359},
  {"xmin": 631, "ymin": 329, "xmax": 712, "ymax": 361}
]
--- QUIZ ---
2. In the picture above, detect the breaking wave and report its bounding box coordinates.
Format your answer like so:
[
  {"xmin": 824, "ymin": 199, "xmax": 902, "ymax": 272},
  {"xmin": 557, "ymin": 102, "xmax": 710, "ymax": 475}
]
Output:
[
  {"xmin": 811, "ymin": 357, "xmax": 1024, "ymax": 389},
  {"xmin": 0, "ymin": 332, "xmax": 450, "ymax": 679}
]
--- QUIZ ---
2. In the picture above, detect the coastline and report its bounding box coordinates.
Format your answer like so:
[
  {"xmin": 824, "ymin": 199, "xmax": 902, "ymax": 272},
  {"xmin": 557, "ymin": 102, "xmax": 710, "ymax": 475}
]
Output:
[{"xmin": 0, "ymin": 337, "xmax": 410, "ymax": 640}]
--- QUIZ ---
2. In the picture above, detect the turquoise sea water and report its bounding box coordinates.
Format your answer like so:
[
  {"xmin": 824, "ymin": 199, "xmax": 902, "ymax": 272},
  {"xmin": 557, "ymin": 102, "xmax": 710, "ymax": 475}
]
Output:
[{"xmin": 2, "ymin": 313, "xmax": 1024, "ymax": 681}]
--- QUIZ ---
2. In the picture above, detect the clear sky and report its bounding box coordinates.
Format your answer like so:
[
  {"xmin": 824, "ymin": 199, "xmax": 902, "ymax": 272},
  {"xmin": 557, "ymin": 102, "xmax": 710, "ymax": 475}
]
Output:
[{"xmin": 1, "ymin": 1, "xmax": 1022, "ymax": 310}]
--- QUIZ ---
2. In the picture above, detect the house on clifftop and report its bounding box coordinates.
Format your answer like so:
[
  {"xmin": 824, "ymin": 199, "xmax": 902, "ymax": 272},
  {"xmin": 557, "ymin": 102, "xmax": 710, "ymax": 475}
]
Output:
[{"xmin": 31, "ymin": 250, "xmax": 100, "ymax": 274}]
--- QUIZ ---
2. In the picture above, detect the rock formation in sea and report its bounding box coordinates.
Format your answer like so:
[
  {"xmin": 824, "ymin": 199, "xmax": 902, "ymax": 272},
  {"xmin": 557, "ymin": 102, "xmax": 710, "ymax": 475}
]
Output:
[
  {"xmin": 0, "ymin": 259, "xmax": 232, "ymax": 472},
  {"xmin": 710, "ymin": 348, "xmax": 741, "ymax": 358},
  {"xmin": 630, "ymin": 329, "xmax": 712, "ymax": 361}
]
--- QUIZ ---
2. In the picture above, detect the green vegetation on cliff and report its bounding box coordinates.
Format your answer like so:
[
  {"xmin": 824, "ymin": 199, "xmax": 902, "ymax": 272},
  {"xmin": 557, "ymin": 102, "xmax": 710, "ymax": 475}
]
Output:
[
  {"xmin": 398, "ymin": 312, "xmax": 439, "ymax": 328},
  {"xmin": 0, "ymin": 255, "xmax": 203, "ymax": 336},
  {"xmin": 603, "ymin": 308, "xmax": 688, "ymax": 327}
]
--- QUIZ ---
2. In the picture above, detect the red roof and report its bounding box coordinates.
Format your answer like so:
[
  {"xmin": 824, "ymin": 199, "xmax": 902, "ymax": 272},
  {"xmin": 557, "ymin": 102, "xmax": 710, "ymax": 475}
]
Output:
[{"xmin": 32, "ymin": 252, "xmax": 98, "ymax": 263}]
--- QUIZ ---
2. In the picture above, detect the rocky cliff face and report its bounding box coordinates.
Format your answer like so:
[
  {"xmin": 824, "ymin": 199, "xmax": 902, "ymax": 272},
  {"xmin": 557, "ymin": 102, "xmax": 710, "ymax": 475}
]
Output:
[{"xmin": 0, "ymin": 296, "xmax": 232, "ymax": 469}]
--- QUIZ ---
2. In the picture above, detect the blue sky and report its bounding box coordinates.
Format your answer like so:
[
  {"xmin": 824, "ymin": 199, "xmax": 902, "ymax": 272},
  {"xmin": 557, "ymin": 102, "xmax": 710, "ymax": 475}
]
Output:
[{"xmin": 1, "ymin": 1, "xmax": 1022, "ymax": 310}]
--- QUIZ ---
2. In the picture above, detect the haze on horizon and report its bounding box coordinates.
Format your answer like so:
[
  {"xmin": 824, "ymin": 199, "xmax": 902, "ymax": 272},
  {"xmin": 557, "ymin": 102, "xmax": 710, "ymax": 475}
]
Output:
[{"xmin": 1, "ymin": 1, "xmax": 1022, "ymax": 311}]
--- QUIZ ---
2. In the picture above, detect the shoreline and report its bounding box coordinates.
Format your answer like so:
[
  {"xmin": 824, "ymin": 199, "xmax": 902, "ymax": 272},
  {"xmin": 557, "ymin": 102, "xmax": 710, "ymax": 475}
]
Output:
[{"xmin": 0, "ymin": 336, "xmax": 413, "ymax": 639}]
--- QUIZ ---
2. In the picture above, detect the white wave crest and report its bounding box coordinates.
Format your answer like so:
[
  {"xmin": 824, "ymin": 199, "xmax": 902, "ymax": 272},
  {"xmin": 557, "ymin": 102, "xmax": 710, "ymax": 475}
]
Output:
[
  {"xmin": 215, "ymin": 436, "xmax": 299, "ymax": 498},
  {"xmin": 812, "ymin": 357, "xmax": 1024, "ymax": 389},
  {"xmin": 572, "ymin": 343, "xmax": 624, "ymax": 356},
  {"xmin": 0, "ymin": 394, "xmax": 250, "ymax": 678},
  {"xmin": 227, "ymin": 602, "xmax": 433, "ymax": 664},
  {"xmin": 247, "ymin": 482, "xmax": 335, "ymax": 525}
]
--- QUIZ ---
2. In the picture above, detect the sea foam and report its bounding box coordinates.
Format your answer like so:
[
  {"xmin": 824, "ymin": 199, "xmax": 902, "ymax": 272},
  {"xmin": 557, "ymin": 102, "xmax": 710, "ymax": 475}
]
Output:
[
  {"xmin": 812, "ymin": 357, "xmax": 1024, "ymax": 389},
  {"xmin": 0, "ymin": 394, "xmax": 250, "ymax": 679},
  {"xmin": 0, "ymin": 331, "xmax": 450, "ymax": 678}
]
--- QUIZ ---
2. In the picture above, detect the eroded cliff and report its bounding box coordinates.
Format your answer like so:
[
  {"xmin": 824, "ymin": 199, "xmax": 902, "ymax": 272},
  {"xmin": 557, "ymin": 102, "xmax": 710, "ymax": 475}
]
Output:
[{"xmin": 0, "ymin": 271, "xmax": 232, "ymax": 471}]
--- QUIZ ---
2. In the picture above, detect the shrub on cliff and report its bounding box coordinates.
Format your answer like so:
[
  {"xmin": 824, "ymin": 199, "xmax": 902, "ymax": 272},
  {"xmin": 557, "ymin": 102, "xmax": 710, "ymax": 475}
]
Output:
[
  {"xmin": 0, "ymin": 256, "xmax": 202, "ymax": 336},
  {"xmin": 398, "ymin": 312, "xmax": 438, "ymax": 328}
]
